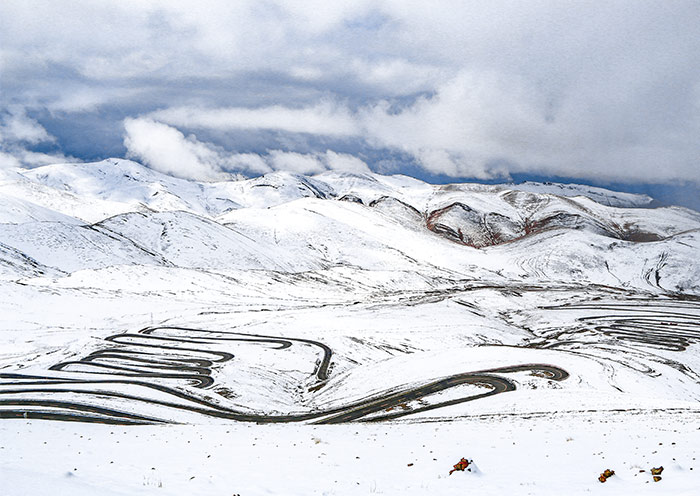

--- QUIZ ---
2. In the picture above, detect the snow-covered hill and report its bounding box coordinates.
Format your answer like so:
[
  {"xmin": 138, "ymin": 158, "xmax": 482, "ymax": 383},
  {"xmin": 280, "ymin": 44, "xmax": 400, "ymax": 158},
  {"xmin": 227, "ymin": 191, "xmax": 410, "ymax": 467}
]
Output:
[
  {"xmin": 1, "ymin": 159, "xmax": 698, "ymax": 292},
  {"xmin": 1, "ymin": 159, "xmax": 700, "ymax": 495}
]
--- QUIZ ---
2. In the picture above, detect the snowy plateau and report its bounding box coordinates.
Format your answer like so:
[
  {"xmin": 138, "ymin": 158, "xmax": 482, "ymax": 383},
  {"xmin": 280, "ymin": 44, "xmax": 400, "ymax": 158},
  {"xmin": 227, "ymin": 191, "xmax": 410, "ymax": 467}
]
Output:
[{"xmin": 1, "ymin": 158, "xmax": 700, "ymax": 495}]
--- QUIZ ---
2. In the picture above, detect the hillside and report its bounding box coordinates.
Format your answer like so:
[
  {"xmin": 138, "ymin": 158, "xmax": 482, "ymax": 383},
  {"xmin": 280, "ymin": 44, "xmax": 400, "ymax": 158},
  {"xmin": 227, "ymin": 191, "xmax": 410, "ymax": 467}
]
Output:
[{"xmin": 1, "ymin": 159, "xmax": 699, "ymax": 495}]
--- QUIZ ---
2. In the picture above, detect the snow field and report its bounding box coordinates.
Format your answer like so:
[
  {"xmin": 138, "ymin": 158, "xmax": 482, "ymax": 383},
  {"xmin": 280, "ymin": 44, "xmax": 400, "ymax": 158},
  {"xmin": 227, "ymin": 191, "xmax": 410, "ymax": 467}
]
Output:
[
  {"xmin": 2, "ymin": 411, "xmax": 699, "ymax": 496},
  {"xmin": 2, "ymin": 159, "xmax": 700, "ymax": 494}
]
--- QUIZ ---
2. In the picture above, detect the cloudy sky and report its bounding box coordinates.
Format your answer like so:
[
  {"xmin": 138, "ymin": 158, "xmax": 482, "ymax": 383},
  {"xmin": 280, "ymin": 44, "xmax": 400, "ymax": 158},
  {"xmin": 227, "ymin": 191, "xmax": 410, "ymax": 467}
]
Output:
[{"xmin": 1, "ymin": 1, "xmax": 698, "ymax": 207}]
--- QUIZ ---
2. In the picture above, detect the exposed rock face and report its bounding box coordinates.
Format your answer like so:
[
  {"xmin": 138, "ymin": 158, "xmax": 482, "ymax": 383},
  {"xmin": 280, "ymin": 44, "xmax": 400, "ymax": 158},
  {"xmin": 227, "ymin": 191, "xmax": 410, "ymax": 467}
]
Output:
[
  {"xmin": 426, "ymin": 203, "xmax": 534, "ymax": 247},
  {"xmin": 369, "ymin": 196, "xmax": 423, "ymax": 226},
  {"xmin": 484, "ymin": 212, "xmax": 523, "ymax": 245},
  {"xmin": 426, "ymin": 203, "xmax": 491, "ymax": 246},
  {"xmin": 339, "ymin": 194, "xmax": 364, "ymax": 205},
  {"xmin": 524, "ymin": 212, "xmax": 617, "ymax": 239},
  {"xmin": 425, "ymin": 194, "xmax": 667, "ymax": 248}
]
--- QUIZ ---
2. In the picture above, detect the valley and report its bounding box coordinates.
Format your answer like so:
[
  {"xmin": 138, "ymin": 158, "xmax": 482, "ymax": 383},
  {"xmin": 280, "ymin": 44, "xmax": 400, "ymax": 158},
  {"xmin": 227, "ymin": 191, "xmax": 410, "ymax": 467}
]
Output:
[{"xmin": 1, "ymin": 159, "xmax": 699, "ymax": 494}]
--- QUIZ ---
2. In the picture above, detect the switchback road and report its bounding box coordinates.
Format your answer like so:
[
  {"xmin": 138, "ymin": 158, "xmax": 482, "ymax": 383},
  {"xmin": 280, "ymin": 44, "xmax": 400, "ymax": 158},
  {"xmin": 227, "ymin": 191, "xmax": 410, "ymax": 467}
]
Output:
[{"xmin": 0, "ymin": 325, "xmax": 568, "ymax": 424}]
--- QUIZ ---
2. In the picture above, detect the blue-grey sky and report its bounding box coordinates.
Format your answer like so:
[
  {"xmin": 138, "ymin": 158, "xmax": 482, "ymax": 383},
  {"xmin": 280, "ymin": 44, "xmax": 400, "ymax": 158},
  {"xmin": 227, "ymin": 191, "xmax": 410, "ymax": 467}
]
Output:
[{"xmin": 1, "ymin": 1, "xmax": 699, "ymax": 209}]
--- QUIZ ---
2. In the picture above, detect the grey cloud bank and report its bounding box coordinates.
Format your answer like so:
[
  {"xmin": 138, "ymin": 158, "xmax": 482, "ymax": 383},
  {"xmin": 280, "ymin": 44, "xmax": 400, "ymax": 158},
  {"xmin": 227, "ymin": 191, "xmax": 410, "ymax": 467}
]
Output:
[{"xmin": 1, "ymin": 1, "xmax": 698, "ymax": 205}]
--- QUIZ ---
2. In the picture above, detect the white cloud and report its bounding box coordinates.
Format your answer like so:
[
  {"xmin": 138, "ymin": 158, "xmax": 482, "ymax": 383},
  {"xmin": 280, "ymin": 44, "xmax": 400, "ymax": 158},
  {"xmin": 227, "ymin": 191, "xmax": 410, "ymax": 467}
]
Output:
[
  {"xmin": 0, "ymin": 147, "xmax": 77, "ymax": 169},
  {"xmin": 288, "ymin": 66, "xmax": 325, "ymax": 81},
  {"xmin": 149, "ymin": 101, "xmax": 360, "ymax": 137},
  {"xmin": 125, "ymin": 60, "xmax": 700, "ymax": 183},
  {"xmin": 0, "ymin": 108, "xmax": 76, "ymax": 169},
  {"xmin": 226, "ymin": 153, "xmax": 272, "ymax": 175},
  {"xmin": 3, "ymin": 1, "xmax": 700, "ymax": 184},
  {"xmin": 0, "ymin": 108, "xmax": 54, "ymax": 145},
  {"xmin": 350, "ymin": 58, "xmax": 445, "ymax": 94},
  {"xmin": 324, "ymin": 150, "xmax": 372, "ymax": 174},
  {"xmin": 267, "ymin": 150, "xmax": 326, "ymax": 175},
  {"xmin": 123, "ymin": 118, "xmax": 231, "ymax": 181},
  {"xmin": 0, "ymin": 151, "xmax": 22, "ymax": 169},
  {"xmin": 122, "ymin": 117, "xmax": 373, "ymax": 179},
  {"xmin": 359, "ymin": 70, "xmax": 700, "ymax": 183}
]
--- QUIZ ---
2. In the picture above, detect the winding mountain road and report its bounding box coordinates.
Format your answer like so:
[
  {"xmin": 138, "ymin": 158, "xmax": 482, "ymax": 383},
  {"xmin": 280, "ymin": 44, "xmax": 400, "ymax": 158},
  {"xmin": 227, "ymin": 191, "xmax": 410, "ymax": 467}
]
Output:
[
  {"xmin": 0, "ymin": 325, "xmax": 568, "ymax": 424},
  {"xmin": 541, "ymin": 301, "xmax": 700, "ymax": 352}
]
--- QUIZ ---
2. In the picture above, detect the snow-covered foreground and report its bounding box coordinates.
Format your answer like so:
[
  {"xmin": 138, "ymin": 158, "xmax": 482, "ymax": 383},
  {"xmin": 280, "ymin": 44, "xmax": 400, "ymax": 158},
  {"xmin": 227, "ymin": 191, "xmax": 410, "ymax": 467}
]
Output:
[
  {"xmin": 3, "ymin": 410, "xmax": 699, "ymax": 496},
  {"xmin": 1, "ymin": 159, "xmax": 699, "ymax": 494}
]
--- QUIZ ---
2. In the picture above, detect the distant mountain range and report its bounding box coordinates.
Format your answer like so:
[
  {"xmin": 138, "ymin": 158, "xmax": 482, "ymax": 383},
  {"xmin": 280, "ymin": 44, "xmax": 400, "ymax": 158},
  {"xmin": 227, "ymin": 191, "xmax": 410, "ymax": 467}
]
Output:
[{"xmin": 1, "ymin": 159, "xmax": 698, "ymax": 295}]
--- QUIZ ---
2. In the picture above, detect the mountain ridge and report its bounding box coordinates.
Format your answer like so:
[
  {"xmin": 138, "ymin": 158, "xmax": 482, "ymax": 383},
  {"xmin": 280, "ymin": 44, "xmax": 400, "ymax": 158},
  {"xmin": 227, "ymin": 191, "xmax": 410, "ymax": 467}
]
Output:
[{"xmin": 0, "ymin": 159, "xmax": 698, "ymax": 295}]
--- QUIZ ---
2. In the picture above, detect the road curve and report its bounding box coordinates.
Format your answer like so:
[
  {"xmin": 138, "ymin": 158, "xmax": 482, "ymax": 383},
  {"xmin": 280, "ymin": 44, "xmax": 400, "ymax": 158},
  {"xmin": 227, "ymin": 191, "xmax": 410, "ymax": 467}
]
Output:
[
  {"xmin": 541, "ymin": 301, "xmax": 700, "ymax": 352},
  {"xmin": 0, "ymin": 325, "xmax": 569, "ymax": 424}
]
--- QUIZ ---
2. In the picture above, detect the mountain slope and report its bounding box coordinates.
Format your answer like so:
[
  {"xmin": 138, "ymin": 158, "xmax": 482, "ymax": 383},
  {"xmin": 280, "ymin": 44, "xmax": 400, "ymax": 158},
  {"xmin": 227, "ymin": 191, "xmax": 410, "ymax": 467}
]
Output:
[
  {"xmin": 96, "ymin": 211, "xmax": 295, "ymax": 271},
  {"xmin": 1, "ymin": 159, "xmax": 698, "ymax": 295},
  {"xmin": 2, "ymin": 160, "xmax": 700, "ymax": 496}
]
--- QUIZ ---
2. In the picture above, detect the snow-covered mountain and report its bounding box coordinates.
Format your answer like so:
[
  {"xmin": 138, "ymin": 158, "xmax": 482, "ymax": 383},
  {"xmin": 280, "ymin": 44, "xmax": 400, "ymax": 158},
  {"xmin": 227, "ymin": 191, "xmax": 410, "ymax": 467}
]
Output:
[
  {"xmin": 1, "ymin": 158, "xmax": 698, "ymax": 292},
  {"xmin": 2, "ymin": 159, "xmax": 700, "ymax": 495}
]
